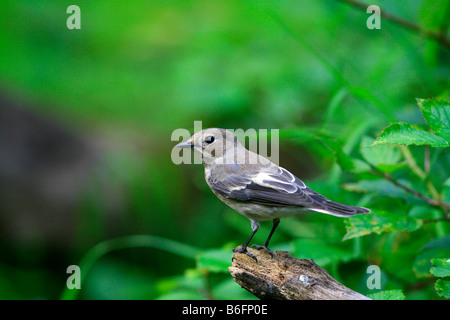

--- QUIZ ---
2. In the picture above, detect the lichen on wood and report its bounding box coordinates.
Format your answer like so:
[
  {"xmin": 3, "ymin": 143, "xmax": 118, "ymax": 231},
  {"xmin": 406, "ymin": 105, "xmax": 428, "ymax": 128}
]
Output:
[{"xmin": 229, "ymin": 247, "xmax": 370, "ymax": 300}]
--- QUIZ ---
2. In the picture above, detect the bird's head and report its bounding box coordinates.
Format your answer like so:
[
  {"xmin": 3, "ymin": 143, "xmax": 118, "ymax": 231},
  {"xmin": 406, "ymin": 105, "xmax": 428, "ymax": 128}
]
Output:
[{"xmin": 176, "ymin": 128, "xmax": 241, "ymax": 164}]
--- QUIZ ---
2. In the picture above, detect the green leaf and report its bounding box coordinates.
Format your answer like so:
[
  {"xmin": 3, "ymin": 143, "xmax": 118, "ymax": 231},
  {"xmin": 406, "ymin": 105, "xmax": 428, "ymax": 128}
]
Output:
[
  {"xmin": 367, "ymin": 289, "xmax": 406, "ymax": 300},
  {"xmin": 156, "ymin": 270, "xmax": 205, "ymax": 300},
  {"xmin": 430, "ymin": 258, "xmax": 450, "ymax": 278},
  {"xmin": 373, "ymin": 122, "xmax": 449, "ymax": 148},
  {"xmin": 413, "ymin": 236, "xmax": 450, "ymax": 278},
  {"xmin": 291, "ymin": 239, "xmax": 356, "ymax": 266},
  {"xmin": 360, "ymin": 136, "xmax": 405, "ymax": 172},
  {"xmin": 320, "ymin": 138, "xmax": 355, "ymax": 171},
  {"xmin": 343, "ymin": 211, "xmax": 422, "ymax": 241},
  {"xmin": 196, "ymin": 249, "xmax": 231, "ymax": 273},
  {"xmin": 444, "ymin": 177, "xmax": 450, "ymax": 187},
  {"xmin": 408, "ymin": 205, "xmax": 442, "ymax": 221},
  {"xmin": 322, "ymin": 87, "xmax": 348, "ymax": 126},
  {"xmin": 213, "ymin": 278, "xmax": 257, "ymax": 300},
  {"xmin": 435, "ymin": 279, "xmax": 450, "ymax": 298},
  {"xmin": 350, "ymin": 158, "xmax": 372, "ymax": 173},
  {"xmin": 342, "ymin": 179, "xmax": 411, "ymax": 200},
  {"xmin": 417, "ymin": 97, "xmax": 450, "ymax": 142}
]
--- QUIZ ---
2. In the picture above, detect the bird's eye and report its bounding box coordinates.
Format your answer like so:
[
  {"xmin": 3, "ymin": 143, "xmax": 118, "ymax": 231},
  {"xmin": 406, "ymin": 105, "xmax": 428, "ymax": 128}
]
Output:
[{"xmin": 204, "ymin": 136, "xmax": 215, "ymax": 144}]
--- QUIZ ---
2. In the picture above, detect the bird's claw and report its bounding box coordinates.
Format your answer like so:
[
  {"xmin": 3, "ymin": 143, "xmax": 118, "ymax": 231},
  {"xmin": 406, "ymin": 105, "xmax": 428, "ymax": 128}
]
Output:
[
  {"xmin": 251, "ymin": 244, "xmax": 274, "ymax": 258},
  {"xmin": 232, "ymin": 246, "xmax": 257, "ymax": 262}
]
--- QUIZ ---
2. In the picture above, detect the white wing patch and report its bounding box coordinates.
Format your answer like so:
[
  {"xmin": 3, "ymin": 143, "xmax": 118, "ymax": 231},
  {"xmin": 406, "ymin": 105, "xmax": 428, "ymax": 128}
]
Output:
[
  {"xmin": 252, "ymin": 169, "xmax": 301, "ymax": 194},
  {"xmin": 252, "ymin": 172, "xmax": 276, "ymax": 186}
]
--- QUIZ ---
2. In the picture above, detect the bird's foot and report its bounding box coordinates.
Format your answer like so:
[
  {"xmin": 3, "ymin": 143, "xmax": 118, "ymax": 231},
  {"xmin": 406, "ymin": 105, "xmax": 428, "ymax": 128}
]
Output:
[
  {"xmin": 251, "ymin": 244, "xmax": 274, "ymax": 258},
  {"xmin": 232, "ymin": 246, "xmax": 257, "ymax": 262}
]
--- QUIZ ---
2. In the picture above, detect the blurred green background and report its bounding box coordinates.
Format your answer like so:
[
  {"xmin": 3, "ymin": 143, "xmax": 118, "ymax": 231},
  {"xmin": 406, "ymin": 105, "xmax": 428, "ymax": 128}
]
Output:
[{"xmin": 0, "ymin": 0, "xmax": 449, "ymax": 300}]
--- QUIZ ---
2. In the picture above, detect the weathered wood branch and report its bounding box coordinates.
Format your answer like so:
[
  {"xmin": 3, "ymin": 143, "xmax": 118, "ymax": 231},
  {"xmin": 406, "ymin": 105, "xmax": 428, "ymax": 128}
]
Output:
[{"xmin": 229, "ymin": 247, "xmax": 370, "ymax": 300}]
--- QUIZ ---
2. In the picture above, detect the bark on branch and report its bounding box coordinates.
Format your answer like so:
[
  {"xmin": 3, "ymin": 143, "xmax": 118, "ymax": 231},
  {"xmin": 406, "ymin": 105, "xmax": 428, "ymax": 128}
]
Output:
[{"xmin": 229, "ymin": 247, "xmax": 370, "ymax": 300}]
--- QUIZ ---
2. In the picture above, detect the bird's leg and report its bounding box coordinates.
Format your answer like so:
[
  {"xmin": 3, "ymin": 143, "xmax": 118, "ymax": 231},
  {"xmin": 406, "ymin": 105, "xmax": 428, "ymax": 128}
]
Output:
[
  {"xmin": 233, "ymin": 219, "xmax": 259, "ymax": 261},
  {"xmin": 251, "ymin": 218, "xmax": 280, "ymax": 257}
]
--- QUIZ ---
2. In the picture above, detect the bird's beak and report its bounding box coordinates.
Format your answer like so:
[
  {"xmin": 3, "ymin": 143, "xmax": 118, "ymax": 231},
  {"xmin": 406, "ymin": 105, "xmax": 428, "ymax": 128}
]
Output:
[{"xmin": 176, "ymin": 140, "xmax": 194, "ymax": 148}]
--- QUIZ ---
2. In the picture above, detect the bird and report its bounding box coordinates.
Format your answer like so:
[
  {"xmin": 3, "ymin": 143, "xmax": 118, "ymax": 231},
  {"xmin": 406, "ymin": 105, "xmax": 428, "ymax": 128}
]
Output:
[{"xmin": 176, "ymin": 128, "xmax": 370, "ymax": 261}]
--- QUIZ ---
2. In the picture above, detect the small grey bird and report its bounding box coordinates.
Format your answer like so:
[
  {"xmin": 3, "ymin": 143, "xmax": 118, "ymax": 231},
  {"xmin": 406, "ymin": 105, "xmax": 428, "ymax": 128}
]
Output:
[{"xmin": 176, "ymin": 128, "xmax": 370, "ymax": 260}]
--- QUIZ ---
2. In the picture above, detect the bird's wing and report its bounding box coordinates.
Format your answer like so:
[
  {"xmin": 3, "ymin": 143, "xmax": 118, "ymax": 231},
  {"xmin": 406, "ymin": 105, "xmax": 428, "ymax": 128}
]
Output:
[
  {"xmin": 210, "ymin": 165, "xmax": 316, "ymax": 206},
  {"xmin": 209, "ymin": 165, "xmax": 369, "ymax": 216}
]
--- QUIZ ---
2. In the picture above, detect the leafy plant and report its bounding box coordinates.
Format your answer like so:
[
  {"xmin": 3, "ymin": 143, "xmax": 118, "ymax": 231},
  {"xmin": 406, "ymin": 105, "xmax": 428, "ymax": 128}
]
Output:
[
  {"xmin": 430, "ymin": 258, "xmax": 450, "ymax": 298},
  {"xmin": 341, "ymin": 95, "xmax": 450, "ymax": 298},
  {"xmin": 373, "ymin": 94, "xmax": 450, "ymax": 148},
  {"xmin": 368, "ymin": 289, "xmax": 406, "ymax": 300},
  {"xmin": 1, "ymin": 0, "xmax": 448, "ymax": 301}
]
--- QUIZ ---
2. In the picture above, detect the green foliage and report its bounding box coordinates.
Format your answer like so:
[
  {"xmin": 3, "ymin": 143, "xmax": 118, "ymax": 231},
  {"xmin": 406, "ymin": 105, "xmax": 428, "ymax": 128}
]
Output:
[
  {"xmin": 374, "ymin": 97, "xmax": 450, "ymax": 148},
  {"xmin": 360, "ymin": 136, "xmax": 405, "ymax": 172},
  {"xmin": 291, "ymin": 239, "xmax": 356, "ymax": 266},
  {"xmin": 418, "ymin": 96, "xmax": 450, "ymax": 142},
  {"xmin": 431, "ymin": 259, "xmax": 450, "ymax": 298},
  {"xmin": 430, "ymin": 258, "xmax": 450, "ymax": 278},
  {"xmin": 367, "ymin": 290, "xmax": 406, "ymax": 300},
  {"xmin": 343, "ymin": 95, "xmax": 450, "ymax": 300},
  {"xmin": 434, "ymin": 280, "xmax": 450, "ymax": 299},
  {"xmin": 343, "ymin": 211, "xmax": 423, "ymax": 241},
  {"xmin": 0, "ymin": 0, "xmax": 448, "ymax": 300},
  {"xmin": 196, "ymin": 249, "xmax": 231, "ymax": 273},
  {"xmin": 374, "ymin": 122, "xmax": 449, "ymax": 148}
]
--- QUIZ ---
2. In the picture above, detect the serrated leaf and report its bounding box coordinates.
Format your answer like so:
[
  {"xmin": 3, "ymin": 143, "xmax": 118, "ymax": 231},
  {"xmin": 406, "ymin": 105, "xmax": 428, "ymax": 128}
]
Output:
[
  {"xmin": 343, "ymin": 211, "xmax": 422, "ymax": 241},
  {"xmin": 367, "ymin": 289, "xmax": 406, "ymax": 300},
  {"xmin": 435, "ymin": 279, "xmax": 450, "ymax": 298},
  {"xmin": 430, "ymin": 258, "xmax": 450, "ymax": 278},
  {"xmin": 417, "ymin": 97, "xmax": 450, "ymax": 142},
  {"xmin": 373, "ymin": 122, "xmax": 449, "ymax": 148}
]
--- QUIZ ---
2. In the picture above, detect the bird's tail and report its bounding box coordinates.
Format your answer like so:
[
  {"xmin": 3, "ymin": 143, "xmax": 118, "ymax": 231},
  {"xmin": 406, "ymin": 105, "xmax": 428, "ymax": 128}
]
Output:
[{"xmin": 310, "ymin": 201, "xmax": 370, "ymax": 218}]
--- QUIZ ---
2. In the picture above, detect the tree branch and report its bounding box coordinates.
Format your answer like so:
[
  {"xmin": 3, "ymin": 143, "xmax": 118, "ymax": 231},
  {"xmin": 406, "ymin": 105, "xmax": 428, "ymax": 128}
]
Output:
[
  {"xmin": 338, "ymin": 0, "xmax": 450, "ymax": 48},
  {"xmin": 229, "ymin": 247, "xmax": 370, "ymax": 300},
  {"xmin": 369, "ymin": 168, "xmax": 450, "ymax": 212}
]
